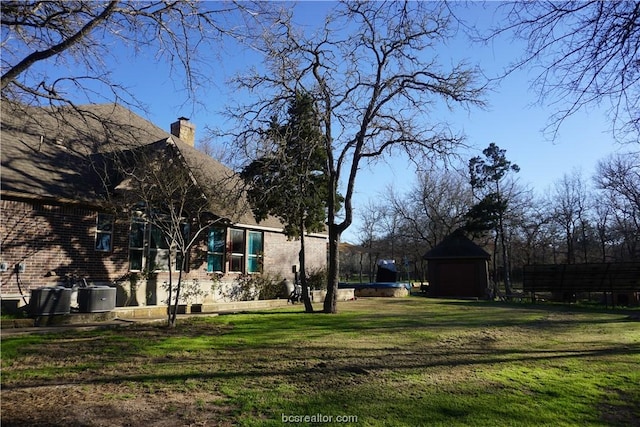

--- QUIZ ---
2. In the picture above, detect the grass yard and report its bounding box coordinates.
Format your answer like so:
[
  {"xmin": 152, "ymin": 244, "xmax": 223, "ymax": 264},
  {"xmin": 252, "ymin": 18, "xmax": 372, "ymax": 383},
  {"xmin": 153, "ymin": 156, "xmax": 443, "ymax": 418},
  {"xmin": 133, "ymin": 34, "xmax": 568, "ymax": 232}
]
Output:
[{"xmin": 1, "ymin": 297, "xmax": 639, "ymax": 426}]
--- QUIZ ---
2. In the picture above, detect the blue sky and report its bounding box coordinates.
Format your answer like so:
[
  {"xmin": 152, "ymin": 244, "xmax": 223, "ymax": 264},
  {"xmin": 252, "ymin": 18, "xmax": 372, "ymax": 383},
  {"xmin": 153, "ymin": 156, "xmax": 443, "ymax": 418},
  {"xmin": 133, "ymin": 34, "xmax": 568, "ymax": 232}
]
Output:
[{"xmin": 101, "ymin": 2, "xmax": 623, "ymax": 243}]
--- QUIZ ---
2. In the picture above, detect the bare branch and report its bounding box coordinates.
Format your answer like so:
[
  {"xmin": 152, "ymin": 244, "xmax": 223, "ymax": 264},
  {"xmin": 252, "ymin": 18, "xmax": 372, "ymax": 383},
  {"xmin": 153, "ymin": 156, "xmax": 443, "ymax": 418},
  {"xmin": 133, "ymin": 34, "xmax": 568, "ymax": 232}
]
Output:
[
  {"xmin": 224, "ymin": 1, "xmax": 486, "ymax": 312},
  {"xmin": 1, "ymin": 1, "xmax": 281, "ymax": 109},
  {"xmin": 490, "ymin": 1, "xmax": 640, "ymax": 142},
  {"xmin": 1, "ymin": 1, "xmax": 118, "ymax": 90}
]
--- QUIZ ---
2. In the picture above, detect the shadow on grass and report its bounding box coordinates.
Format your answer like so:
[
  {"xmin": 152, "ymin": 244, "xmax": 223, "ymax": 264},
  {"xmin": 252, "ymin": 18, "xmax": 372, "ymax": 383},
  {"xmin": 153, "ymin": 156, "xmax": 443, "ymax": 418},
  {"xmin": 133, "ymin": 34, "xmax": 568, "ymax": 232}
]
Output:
[
  {"xmin": 3, "ymin": 298, "xmax": 639, "ymax": 426},
  {"xmin": 3, "ymin": 298, "xmax": 639, "ymax": 385},
  {"xmin": 3, "ymin": 335, "xmax": 638, "ymax": 392},
  {"xmin": 438, "ymin": 297, "xmax": 640, "ymax": 315},
  {"xmin": 4, "ymin": 298, "xmax": 635, "ymax": 367}
]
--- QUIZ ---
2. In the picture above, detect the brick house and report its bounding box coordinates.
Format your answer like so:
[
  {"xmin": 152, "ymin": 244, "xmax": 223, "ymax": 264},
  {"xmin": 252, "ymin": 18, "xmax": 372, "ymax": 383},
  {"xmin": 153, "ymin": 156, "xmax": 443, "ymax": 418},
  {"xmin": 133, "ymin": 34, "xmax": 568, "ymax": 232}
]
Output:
[{"xmin": 1, "ymin": 102, "xmax": 327, "ymax": 307}]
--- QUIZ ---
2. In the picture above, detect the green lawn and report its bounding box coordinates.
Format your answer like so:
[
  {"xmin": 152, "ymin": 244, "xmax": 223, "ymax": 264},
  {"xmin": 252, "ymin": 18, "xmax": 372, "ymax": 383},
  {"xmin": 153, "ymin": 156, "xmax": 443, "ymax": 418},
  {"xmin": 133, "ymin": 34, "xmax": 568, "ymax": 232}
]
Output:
[{"xmin": 1, "ymin": 298, "xmax": 639, "ymax": 426}]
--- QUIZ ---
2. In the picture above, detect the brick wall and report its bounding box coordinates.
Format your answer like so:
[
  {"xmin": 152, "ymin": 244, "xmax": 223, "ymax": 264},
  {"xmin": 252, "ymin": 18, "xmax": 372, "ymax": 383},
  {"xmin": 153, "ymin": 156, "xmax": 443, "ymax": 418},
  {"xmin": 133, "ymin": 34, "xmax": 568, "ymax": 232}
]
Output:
[
  {"xmin": 1, "ymin": 198, "xmax": 328, "ymax": 304},
  {"xmin": 262, "ymin": 231, "xmax": 327, "ymax": 280},
  {"xmin": 0, "ymin": 199, "xmax": 125, "ymax": 293}
]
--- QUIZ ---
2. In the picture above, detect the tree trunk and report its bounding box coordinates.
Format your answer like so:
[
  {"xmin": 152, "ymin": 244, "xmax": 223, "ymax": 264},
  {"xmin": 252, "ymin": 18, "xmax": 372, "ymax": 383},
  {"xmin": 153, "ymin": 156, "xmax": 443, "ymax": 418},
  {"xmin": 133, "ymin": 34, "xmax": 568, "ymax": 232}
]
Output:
[
  {"xmin": 168, "ymin": 250, "xmax": 185, "ymax": 328},
  {"xmin": 167, "ymin": 251, "xmax": 174, "ymax": 327},
  {"xmin": 170, "ymin": 269, "xmax": 184, "ymax": 328},
  {"xmin": 600, "ymin": 231, "xmax": 607, "ymax": 262},
  {"xmin": 299, "ymin": 227, "xmax": 314, "ymax": 313},
  {"xmin": 499, "ymin": 216, "xmax": 512, "ymax": 296},
  {"xmin": 566, "ymin": 227, "xmax": 574, "ymax": 264},
  {"xmin": 492, "ymin": 232, "xmax": 499, "ymax": 292},
  {"xmin": 581, "ymin": 220, "xmax": 588, "ymax": 263},
  {"xmin": 368, "ymin": 251, "xmax": 376, "ymax": 283},
  {"xmin": 323, "ymin": 225, "xmax": 340, "ymax": 314}
]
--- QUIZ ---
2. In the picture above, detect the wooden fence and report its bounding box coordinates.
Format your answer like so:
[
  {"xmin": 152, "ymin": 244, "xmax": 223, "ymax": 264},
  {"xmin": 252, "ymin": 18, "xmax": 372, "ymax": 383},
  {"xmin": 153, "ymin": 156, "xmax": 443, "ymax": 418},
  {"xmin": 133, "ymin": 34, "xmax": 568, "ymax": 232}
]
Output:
[{"xmin": 523, "ymin": 262, "xmax": 640, "ymax": 296}]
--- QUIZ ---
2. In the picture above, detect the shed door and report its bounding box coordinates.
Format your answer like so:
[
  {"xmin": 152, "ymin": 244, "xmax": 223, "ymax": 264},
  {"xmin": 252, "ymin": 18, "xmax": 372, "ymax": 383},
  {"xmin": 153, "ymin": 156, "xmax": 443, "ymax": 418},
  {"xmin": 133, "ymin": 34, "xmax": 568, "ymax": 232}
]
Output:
[{"xmin": 437, "ymin": 262, "xmax": 477, "ymax": 297}]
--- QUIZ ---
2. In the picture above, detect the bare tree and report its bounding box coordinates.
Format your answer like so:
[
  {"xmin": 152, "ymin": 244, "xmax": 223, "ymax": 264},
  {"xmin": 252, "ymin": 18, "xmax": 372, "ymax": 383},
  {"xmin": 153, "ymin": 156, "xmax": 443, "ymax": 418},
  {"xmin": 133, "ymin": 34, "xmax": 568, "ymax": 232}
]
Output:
[
  {"xmin": 392, "ymin": 168, "xmax": 472, "ymax": 249},
  {"xmin": 375, "ymin": 197, "xmax": 402, "ymax": 261},
  {"xmin": 595, "ymin": 152, "xmax": 640, "ymax": 214},
  {"xmin": 550, "ymin": 169, "xmax": 590, "ymax": 264},
  {"xmin": 512, "ymin": 192, "xmax": 552, "ymax": 266},
  {"xmin": 594, "ymin": 152, "xmax": 640, "ymax": 260},
  {"xmin": 111, "ymin": 140, "xmax": 243, "ymax": 327},
  {"xmin": 1, "ymin": 1, "xmax": 276, "ymax": 111},
  {"xmin": 228, "ymin": 1, "xmax": 485, "ymax": 313},
  {"xmin": 592, "ymin": 194, "xmax": 614, "ymax": 262},
  {"xmin": 196, "ymin": 133, "xmax": 237, "ymax": 166},
  {"xmin": 381, "ymin": 168, "xmax": 472, "ymax": 283},
  {"xmin": 495, "ymin": 1, "xmax": 640, "ymax": 142},
  {"xmin": 355, "ymin": 201, "xmax": 386, "ymax": 283}
]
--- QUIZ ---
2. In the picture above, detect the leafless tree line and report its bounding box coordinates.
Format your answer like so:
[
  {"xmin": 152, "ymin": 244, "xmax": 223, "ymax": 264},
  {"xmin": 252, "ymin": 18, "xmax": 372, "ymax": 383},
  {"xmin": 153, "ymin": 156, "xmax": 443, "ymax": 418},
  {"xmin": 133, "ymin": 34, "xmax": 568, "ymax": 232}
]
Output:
[
  {"xmin": 3, "ymin": 0, "xmax": 639, "ymax": 312},
  {"xmin": 490, "ymin": 1, "xmax": 640, "ymax": 143},
  {"xmin": 344, "ymin": 152, "xmax": 640, "ymax": 285}
]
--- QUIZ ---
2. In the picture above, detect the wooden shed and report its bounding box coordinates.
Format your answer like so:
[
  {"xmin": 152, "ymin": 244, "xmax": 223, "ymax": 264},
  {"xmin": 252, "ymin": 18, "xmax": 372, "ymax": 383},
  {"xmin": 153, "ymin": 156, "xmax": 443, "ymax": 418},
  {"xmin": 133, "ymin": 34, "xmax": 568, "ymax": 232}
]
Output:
[{"xmin": 423, "ymin": 230, "xmax": 490, "ymax": 299}]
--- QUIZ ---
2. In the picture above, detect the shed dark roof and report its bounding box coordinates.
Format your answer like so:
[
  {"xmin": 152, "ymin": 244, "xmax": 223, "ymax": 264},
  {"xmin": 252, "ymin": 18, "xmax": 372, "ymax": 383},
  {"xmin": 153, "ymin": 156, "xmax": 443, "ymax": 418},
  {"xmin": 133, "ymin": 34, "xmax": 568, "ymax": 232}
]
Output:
[
  {"xmin": 0, "ymin": 101, "xmax": 283, "ymax": 229},
  {"xmin": 423, "ymin": 230, "xmax": 490, "ymax": 260}
]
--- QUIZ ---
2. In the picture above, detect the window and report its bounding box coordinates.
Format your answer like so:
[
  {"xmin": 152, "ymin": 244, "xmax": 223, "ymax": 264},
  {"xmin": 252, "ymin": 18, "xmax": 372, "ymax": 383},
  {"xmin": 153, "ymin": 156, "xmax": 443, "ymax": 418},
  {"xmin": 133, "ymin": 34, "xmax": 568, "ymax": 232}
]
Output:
[
  {"xmin": 206, "ymin": 227, "xmax": 265, "ymax": 274},
  {"xmin": 247, "ymin": 231, "xmax": 263, "ymax": 273},
  {"xmin": 207, "ymin": 227, "xmax": 226, "ymax": 272},
  {"xmin": 129, "ymin": 218, "xmax": 146, "ymax": 271},
  {"xmin": 148, "ymin": 224, "xmax": 170, "ymax": 271},
  {"xmin": 128, "ymin": 218, "xmax": 188, "ymax": 272},
  {"xmin": 95, "ymin": 213, "xmax": 114, "ymax": 252},
  {"xmin": 229, "ymin": 229, "xmax": 245, "ymax": 272}
]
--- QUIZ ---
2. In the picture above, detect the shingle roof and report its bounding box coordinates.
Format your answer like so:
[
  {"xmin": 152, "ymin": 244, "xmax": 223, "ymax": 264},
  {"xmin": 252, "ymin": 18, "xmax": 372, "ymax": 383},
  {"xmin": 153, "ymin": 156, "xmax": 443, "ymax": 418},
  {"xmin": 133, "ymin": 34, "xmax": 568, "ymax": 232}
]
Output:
[
  {"xmin": 423, "ymin": 230, "xmax": 491, "ymax": 260},
  {"xmin": 1, "ymin": 101, "xmax": 282, "ymax": 229},
  {"xmin": 1, "ymin": 102, "xmax": 169, "ymax": 202}
]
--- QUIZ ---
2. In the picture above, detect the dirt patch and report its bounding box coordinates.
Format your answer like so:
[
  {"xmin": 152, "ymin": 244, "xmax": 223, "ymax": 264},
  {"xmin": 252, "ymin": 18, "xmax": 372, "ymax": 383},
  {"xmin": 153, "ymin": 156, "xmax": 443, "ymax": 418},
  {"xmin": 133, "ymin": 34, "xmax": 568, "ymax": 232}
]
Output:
[
  {"xmin": 2, "ymin": 321, "xmax": 238, "ymax": 426},
  {"xmin": 2, "ymin": 303, "xmax": 638, "ymax": 426},
  {"xmin": 599, "ymin": 390, "xmax": 640, "ymax": 427},
  {"xmin": 2, "ymin": 383, "xmax": 235, "ymax": 427}
]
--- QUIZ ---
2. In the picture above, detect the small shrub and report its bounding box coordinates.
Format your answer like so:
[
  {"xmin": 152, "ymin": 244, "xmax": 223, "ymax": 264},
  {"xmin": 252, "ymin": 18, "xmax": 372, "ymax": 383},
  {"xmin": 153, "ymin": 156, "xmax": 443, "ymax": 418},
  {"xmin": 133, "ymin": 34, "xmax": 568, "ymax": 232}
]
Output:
[
  {"xmin": 306, "ymin": 267, "xmax": 327, "ymax": 290},
  {"xmin": 216, "ymin": 274, "xmax": 254, "ymax": 301},
  {"xmin": 256, "ymin": 274, "xmax": 284, "ymax": 300},
  {"xmin": 220, "ymin": 274, "xmax": 284, "ymax": 301},
  {"xmin": 179, "ymin": 279, "xmax": 206, "ymax": 304}
]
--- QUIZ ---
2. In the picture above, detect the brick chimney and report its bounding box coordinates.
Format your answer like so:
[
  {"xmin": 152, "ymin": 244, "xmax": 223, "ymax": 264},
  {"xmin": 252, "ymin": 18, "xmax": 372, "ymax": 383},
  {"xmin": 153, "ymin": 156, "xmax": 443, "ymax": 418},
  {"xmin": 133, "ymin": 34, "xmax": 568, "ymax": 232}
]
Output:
[{"xmin": 170, "ymin": 117, "xmax": 195, "ymax": 147}]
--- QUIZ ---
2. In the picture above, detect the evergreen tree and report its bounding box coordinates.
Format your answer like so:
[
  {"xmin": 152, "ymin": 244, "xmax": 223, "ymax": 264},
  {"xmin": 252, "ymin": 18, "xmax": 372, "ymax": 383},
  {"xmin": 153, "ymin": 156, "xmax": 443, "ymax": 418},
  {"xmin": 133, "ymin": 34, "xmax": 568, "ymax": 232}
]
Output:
[
  {"xmin": 466, "ymin": 143, "xmax": 520, "ymax": 296},
  {"xmin": 241, "ymin": 91, "xmax": 330, "ymax": 312}
]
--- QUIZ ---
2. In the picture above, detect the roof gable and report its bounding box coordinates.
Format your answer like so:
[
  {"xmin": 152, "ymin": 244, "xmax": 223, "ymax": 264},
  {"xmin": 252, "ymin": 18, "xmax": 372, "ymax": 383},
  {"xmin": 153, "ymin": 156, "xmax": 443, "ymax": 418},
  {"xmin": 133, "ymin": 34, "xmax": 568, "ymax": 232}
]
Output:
[
  {"xmin": 1, "ymin": 102, "xmax": 285, "ymax": 230},
  {"xmin": 423, "ymin": 230, "xmax": 490, "ymax": 260}
]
